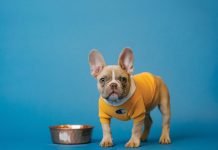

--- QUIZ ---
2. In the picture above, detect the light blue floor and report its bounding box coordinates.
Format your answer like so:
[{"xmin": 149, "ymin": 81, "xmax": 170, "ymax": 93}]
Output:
[{"xmin": 1, "ymin": 121, "xmax": 218, "ymax": 150}]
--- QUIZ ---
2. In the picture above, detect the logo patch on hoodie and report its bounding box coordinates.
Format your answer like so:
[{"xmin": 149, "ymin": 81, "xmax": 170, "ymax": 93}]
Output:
[{"xmin": 115, "ymin": 108, "xmax": 127, "ymax": 114}]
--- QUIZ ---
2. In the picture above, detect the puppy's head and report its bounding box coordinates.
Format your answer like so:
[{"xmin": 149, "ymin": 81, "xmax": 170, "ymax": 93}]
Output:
[{"xmin": 88, "ymin": 48, "xmax": 134, "ymax": 104}]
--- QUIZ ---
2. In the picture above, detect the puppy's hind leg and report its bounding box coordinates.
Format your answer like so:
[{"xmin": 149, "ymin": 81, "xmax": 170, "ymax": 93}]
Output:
[
  {"xmin": 141, "ymin": 113, "xmax": 152, "ymax": 142},
  {"xmin": 158, "ymin": 81, "xmax": 171, "ymax": 144}
]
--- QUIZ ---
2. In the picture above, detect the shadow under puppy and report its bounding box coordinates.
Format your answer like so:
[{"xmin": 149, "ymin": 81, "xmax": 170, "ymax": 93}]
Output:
[{"xmin": 88, "ymin": 48, "xmax": 171, "ymax": 148}]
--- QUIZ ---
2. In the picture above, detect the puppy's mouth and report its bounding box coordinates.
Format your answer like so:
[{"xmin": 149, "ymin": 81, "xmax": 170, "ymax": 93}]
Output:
[
  {"xmin": 109, "ymin": 91, "xmax": 119, "ymax": 96},
  {"xmin": 106, "ymin": 91, "xmax": 120, "ymax": 101}
]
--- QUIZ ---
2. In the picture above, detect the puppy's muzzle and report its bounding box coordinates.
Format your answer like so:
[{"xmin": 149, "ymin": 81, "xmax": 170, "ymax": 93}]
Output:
[{"xmin": 110, "ymin": 83, "xmax": 118, "ymax": 90}]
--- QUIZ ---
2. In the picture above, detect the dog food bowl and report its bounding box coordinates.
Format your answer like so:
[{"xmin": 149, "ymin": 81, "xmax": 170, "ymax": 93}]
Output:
[{"xmin": 49, "ymin": 124, "xmax": 93, "ymax": 144}]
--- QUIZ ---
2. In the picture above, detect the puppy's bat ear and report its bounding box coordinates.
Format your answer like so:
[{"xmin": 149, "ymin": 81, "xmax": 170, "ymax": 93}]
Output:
[
  {"xmin": 118, "ymin": 48, "xmax": 134, "ymax": 74},
  {"xmin": 88, "ymin": 49, "xmax": 106, "ymax": 78}
]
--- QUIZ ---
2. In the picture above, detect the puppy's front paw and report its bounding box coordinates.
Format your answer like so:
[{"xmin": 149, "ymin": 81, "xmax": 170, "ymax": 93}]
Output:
[
  {"xmin": 125, "ymin": 138, "xmax": 140, "ymax": 148},
  {"xmin": 159, "ymin": 134, "xmax": 171, "ymax": 144},
  {"xmin": 100, "ymin": 137, "xmax": 113, "ymax": 147}
]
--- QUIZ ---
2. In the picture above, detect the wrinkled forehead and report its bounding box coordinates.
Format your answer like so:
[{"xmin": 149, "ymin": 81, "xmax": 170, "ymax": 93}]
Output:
[{"xmin": 97, "ymin": 65, "xmax": 129, "ymax": 79}]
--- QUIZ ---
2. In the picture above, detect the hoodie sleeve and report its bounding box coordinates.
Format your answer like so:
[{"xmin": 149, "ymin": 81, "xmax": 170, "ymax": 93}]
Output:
[
  {"xmin": 129, "ymin": 96, "xmax": 146, "ymax": 123},
  {"xmin": 99, "ymin": 98, "xmax": 111, "ymax": 124}
]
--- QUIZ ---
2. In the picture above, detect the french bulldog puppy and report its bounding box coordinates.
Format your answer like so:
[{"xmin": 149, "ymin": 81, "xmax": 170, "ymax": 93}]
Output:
[{"xmin": 88, "ymin": 48, "xmax": 171, "ymax": 148}]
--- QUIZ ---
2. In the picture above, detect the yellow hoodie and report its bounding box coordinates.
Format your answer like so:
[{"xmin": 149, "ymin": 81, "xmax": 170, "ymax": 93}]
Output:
[{"xmin": 99, "ymin": 72, "xmax": 157, "ymax": 124}]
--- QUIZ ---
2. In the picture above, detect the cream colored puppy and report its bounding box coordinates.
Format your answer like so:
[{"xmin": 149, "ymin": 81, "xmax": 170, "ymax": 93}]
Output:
[{"xmin": 89, "ymin": 48, "xmax": 171, "ymax": 148}]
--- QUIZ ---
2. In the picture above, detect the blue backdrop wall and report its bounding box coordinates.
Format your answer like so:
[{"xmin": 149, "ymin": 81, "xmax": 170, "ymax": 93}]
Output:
[{"xmin": 0, "ymin": 0, "xmax": 218, "ymax": 149}]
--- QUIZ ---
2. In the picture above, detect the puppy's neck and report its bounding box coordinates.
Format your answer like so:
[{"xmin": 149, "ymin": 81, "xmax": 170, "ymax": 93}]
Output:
[{"xmin": 102, "ymin": 76, "xmax": 136, "ymax": 106}]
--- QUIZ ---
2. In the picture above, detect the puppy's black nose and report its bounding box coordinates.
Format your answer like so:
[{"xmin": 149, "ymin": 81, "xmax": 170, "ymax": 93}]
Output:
[{"xmin": 110, "ymin": 83, "xmax": 118, "ymax": 89}]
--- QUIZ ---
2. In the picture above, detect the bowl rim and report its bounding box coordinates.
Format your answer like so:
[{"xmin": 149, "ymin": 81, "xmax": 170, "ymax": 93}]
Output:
[{"xmin": 49, "ymin": 124, "xmax": 94, "ymax": 130}]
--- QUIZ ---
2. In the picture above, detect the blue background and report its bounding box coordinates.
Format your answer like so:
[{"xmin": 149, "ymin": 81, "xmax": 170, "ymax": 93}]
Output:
[{"xmin": 0, "ymin": 0, "xmax": 218, "ymax": 149}]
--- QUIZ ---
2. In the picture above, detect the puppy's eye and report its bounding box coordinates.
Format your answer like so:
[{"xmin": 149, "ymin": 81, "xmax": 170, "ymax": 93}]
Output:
[
  {"xmin": 99, "ymin": 78, "xmax": 105, "ymax": 83},
  {"xmin": 119, "ymin": 77, "xmax": 127, "ymax": 83}
]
